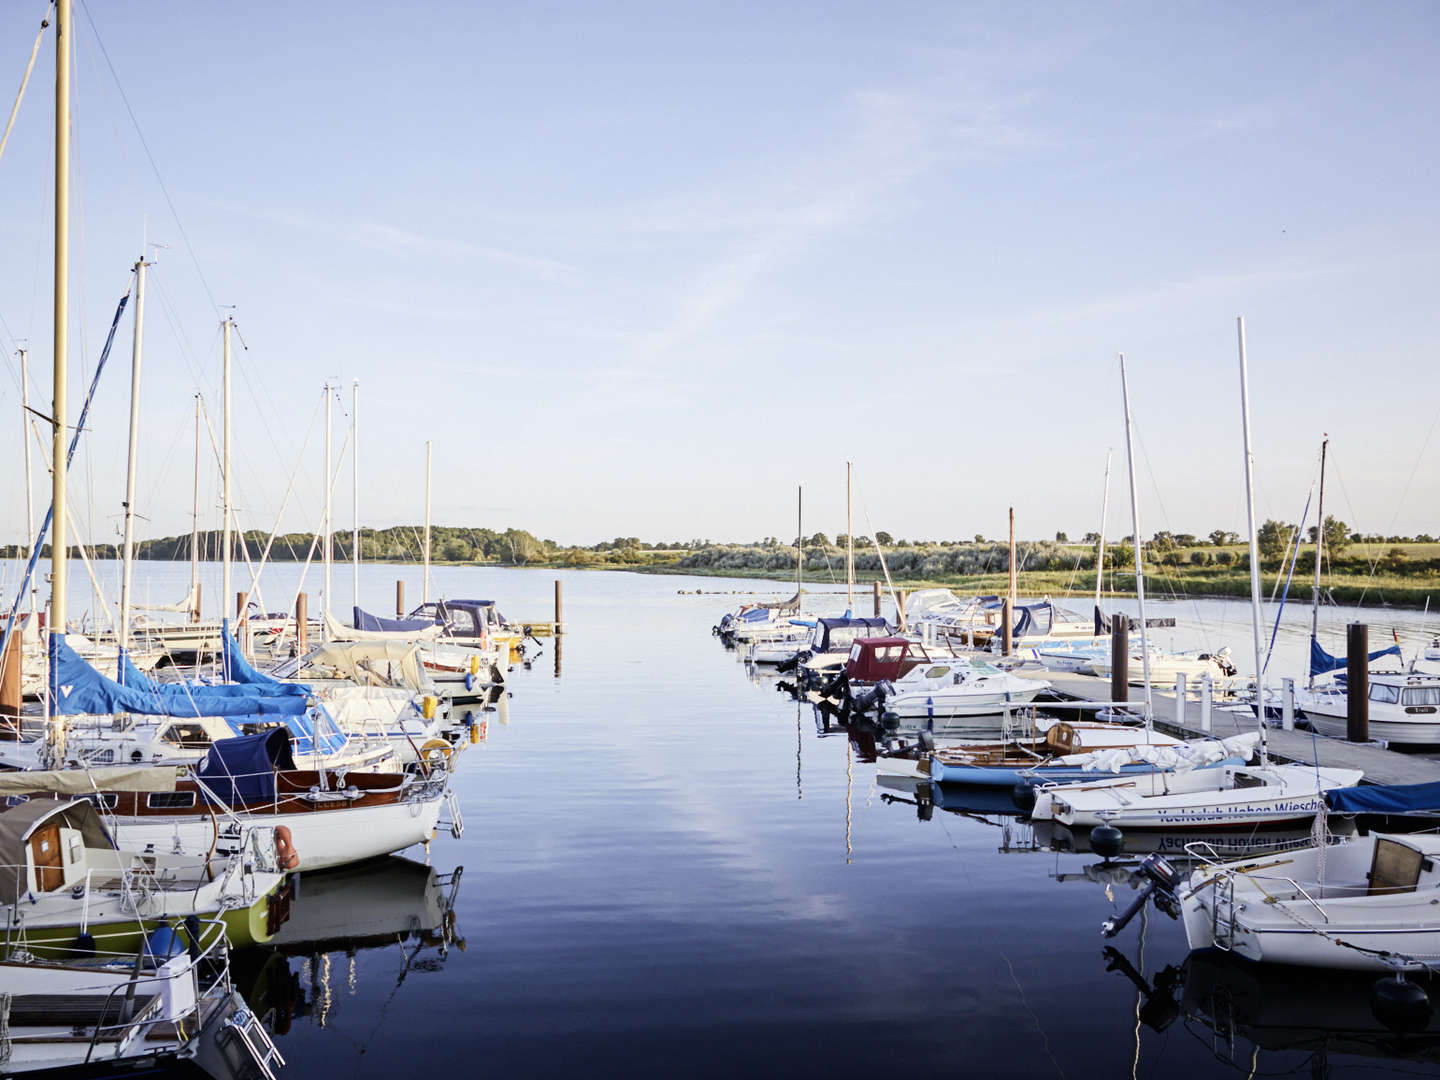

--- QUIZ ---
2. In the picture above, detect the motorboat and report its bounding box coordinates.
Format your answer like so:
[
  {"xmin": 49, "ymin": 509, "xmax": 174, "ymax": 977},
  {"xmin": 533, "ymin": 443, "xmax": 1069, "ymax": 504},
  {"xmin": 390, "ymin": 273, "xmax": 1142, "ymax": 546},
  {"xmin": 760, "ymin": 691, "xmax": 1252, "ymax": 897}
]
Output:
[
  {"xmin": 874, "ymin": 656, "xmax": 1049, "ymax": 727},
  {"xmin": 1295, "ymin": 671, "xmax": 1440, "ymax": 745}
]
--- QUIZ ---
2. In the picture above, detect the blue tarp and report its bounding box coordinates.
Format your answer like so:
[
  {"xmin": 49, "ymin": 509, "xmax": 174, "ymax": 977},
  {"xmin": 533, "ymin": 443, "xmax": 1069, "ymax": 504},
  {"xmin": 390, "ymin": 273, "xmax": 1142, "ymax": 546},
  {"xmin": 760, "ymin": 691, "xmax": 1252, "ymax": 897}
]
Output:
[
  {"xmin": 220, "ymin": 620, "xmax": 297, "ymax": 687},
  {"xmin": 50, "ymin": 634, "xmax": 308, "ymax": 718},
  {"xmin": 1326, "ymin": 781, "xmax": 1440, "ymax": 815},
  {"xmin": 1309, "ymin": 637, "xmax": 1403, "ymax": 678},
  {"xmin": 354, "ymin": 605, "xmax": 433, "ymax": 633},
  {"xmin": 197, "ymin": 729, "xmax": 296, "ymax": 805}
]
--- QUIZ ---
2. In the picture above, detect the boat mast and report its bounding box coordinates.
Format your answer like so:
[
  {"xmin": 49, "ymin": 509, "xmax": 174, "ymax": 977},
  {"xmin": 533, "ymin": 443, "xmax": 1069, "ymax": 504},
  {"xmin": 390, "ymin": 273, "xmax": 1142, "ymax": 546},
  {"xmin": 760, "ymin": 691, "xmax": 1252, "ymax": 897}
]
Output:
[
  {"xmin": 19, "ymin": 347, "xmax": 36, "ymax": 616},
  {"xmin": 1119, "ymin": 355, "xmax": 1154, "ymax": 720},
  {"xmin": 117, "ymin": 254, "xmax": 147, "ymax": 659},
  {"xmin": 1236, "ymin": 317, "xmax": 1268, "ymax": 762},
  {"xmin": 1094, "ymin": 450, "xmax": 1112, "ymax": 608},
  {"xmin": 221, "ymin": 316, "xmax": 233, "ymax": 628},
  {"xmin": 1008, "ymin": 506, "xmax": 1017, "ymax": 641},
  {"xmin": 351, "ymin": 378, "xmax": 360, "ymax": 612},
  {"xmin": 323, "ymin": 381, "xmax": 332, "ymax": 631},
  {"xmin": 796, "ymin": 484, "xmax": 802, "ymax": 605},
  {"xmin": 190, "ymin": 394, "xmax": 200, "ymax": 620},
  {"xmin": 47, "ymin": 0, "xmax": 70, "ymax": 764},
  {"xmin": 423, "ymin": 440, "xmax": 432, "ymax": 603},
  {"xmin": 845, "ymin": 461, "xmax": 854, "ymax": 611},
  {"xmin": 1308, "ymin": 435, "xmax": 1328, "ymax": 690}
]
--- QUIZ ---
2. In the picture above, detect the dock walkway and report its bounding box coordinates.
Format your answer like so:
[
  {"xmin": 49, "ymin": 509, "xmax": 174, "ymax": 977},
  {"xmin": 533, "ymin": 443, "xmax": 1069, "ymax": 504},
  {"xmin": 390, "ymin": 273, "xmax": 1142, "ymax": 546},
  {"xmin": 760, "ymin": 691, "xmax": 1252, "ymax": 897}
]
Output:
[{"xmin": 1026, "ymin": 670, "xmax": 1440, "ymax": 787}]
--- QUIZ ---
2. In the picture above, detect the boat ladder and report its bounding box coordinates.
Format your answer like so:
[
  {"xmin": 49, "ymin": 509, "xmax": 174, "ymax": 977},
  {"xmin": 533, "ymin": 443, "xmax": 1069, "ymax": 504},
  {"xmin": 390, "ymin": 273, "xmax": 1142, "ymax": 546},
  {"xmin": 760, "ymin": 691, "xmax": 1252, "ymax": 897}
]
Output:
[
  {"xmin": 223, "ymin": 1005, "xmax": 286, "ymax": 1080},
  {"xmin": 1210, "ymin": 875, "xmax": 1236, "ymax": 952},
  {"xmin": 444, "ymin": 790, "xmax": 465, "ymax": 839}
]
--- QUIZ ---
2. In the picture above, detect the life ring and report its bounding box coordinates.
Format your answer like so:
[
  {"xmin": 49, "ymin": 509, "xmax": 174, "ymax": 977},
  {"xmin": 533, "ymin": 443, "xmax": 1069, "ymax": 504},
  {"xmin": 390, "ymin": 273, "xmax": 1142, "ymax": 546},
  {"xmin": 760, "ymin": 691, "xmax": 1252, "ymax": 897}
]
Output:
[
  {"xmin": 274, "ymin": 825, "xmax": 299, "ymax": 871},
  {"xmin": 419, "ymin": 738, "xmax": 454, "ymax": 773}
]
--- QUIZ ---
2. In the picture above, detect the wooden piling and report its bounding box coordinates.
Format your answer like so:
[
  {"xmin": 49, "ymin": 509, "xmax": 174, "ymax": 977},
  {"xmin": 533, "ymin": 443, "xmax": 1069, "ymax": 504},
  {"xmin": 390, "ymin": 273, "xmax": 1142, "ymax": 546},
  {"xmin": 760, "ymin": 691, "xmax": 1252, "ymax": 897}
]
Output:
[
  {"xmin": 1110, "ymin": 618, "xmax": 1129, "ymax": 703},
  {"xmin": 872, "ymin": 580, "xmax": 881, "ymax": 618},
  {"xmin": 396, "ymin": 580, "xmax": 405, "ymax": 619},
  {"xmin": 296, "ymin": 592, "xmax": 308, "ymax": 654},
  {"xmin": 555, "ymin": 579, "xmax": 563, "ymax": 634},
  {"xmin": 1001, "ymin": 598, "xmax": 1012, "ymax": 657},
  {"xmin": 1347, "ymin": 622, "xmax": 1368, "ymax": 741}
]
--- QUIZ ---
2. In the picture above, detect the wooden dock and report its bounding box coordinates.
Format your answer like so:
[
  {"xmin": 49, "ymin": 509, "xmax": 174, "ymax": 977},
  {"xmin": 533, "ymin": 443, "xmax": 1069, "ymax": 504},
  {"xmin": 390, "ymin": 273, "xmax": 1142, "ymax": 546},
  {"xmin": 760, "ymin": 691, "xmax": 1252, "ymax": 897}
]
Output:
[{"xmin": 1024, "ymin": 669, "xmax": 1440, "ymax": 787}]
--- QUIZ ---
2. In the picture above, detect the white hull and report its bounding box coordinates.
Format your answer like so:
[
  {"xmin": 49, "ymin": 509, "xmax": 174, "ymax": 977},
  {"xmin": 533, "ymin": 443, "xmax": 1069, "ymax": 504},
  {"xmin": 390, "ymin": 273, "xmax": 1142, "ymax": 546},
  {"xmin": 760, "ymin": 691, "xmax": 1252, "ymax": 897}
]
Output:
[{"xmin": 885, "ymin": 685, "xmax": 1045, "ymax": 720}]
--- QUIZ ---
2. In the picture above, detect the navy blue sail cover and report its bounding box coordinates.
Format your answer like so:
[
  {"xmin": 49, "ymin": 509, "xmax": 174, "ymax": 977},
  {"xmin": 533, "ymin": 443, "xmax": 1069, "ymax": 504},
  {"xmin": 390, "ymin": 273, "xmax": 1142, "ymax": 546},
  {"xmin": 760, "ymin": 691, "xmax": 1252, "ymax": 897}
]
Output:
[
  {"xmin": 354, "ymin": 605, "xmax": 433, "ymax": 633},
  {"xmin": 197, "ymin": 729, "xmax": 296, "ymax": 804},
  {"xmin": 1326, "ymin": 781, "xmax": 1440, "ymax": 815},
  {"xmin": 1309, "ymin": 637, "xmax": 1402, "ymax": 678},
  {"xmin": 50, "ymin": 634, "xmax": 308, "ymax": 717}
]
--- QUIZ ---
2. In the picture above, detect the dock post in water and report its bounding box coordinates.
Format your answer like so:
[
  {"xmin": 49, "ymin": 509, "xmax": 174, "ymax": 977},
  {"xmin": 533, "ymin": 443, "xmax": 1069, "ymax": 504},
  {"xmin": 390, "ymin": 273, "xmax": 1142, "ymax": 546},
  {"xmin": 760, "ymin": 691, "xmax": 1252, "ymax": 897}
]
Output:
[
  {"xmin": 1000, "ymin": 598, "xmax": 1012, "ymax": 657},
  {"xmin": 872, "ymin": 580, "xmax": 881, "ymax": 618},
  {"xmin": 555, "ymin": 579, "xmax": 564, "ymax": 634},
  {"xmin": 1175, "ymin": 672, "xmax": 1187, "ymax": 727},
  {"xmin": 296, "ymin": 593, "xmax": 308, "ymax": 655},
  {"xmin": 396, "ymin": 580, "xmax": 405, "ymax": 619},
  {"xmin": 1281, "ymin": 676, "xmax": 1295, "ymax": 731},
  {"xmin": 1109, "ymin": 618, "xmax": 1128, "ymax": 703},
  {"xmin": 896, "ymin": 590, "xmax": 907, "ymax": 628},
  {"xmin": 1199, "ymin": 674, "xmax": 1212, "ymax": 732},
  {"xmin": 1347, "ymin": 623, "xmax": 1369, "ymax": 741}
]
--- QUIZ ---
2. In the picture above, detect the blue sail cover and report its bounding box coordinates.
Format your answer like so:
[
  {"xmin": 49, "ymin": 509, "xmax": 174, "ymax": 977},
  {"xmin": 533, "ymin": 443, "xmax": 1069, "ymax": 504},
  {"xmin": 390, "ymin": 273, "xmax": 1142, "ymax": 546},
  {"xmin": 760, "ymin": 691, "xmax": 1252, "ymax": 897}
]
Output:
[
  {"xmin": 197, "ymin": 729, "xmax": 296, "ymax": 805},
  {"xmin": 1326, "ymin": 781, "xmax": 1440, "ymax": 815},
  {"xmin": 220, "ymin": 620, "xmax": 300, "ymax": 687},
  {"xmin": 50, "ymin": 634, "xmax": 308, "ymax": 718},
  {"xmin": 353, "ymin": 605, "xmax": 433, "ymax": 633},
  {"xmin": 1309, "ymin": 637, "xmax": 1402, "ymax": 678}
]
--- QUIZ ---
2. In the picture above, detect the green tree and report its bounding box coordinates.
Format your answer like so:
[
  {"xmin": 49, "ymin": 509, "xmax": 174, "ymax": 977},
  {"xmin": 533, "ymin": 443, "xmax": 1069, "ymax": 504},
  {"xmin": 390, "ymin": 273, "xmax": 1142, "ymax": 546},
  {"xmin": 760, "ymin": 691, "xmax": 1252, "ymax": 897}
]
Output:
[
  {"xmin": 1256, "ymin": 520, "xmax": 1292, "ymax": 562},
  {"xmin": 1055, "ymin": 531, "xmax": 1068, "ymax": 542},
  {"xmin": 440, "ymin": 538, "xmax": 473, "ymax": 562},
  {"xmin": 875, "ymin": 531, "xmax": 893, "ymax": 546},
  {"xmin": 1306, "ymin": 515, "xmax": 1351, "ymax": 556},
  {"xmin": 1209, "ymin": 529, "xmax": 1237, "ymax": 546}
]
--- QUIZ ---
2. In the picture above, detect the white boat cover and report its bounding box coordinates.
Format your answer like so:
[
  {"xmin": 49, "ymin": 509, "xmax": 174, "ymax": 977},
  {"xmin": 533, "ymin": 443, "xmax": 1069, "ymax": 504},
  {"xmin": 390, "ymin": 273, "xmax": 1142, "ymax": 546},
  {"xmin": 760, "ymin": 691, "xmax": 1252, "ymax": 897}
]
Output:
[
  {"xmin": 1077, "ymin": 732, "xmax": 1260, "ymax": 774},
  {"xmin": 304, "ymin": 642, "xmax": 428, "ymax": 690}
]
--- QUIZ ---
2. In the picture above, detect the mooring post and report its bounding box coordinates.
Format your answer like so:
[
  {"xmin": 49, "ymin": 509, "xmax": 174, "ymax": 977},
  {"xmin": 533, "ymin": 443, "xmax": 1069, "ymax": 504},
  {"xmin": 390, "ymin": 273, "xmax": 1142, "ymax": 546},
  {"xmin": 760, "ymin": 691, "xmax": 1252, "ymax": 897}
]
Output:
[
  {"xmin": 191, "ymin": 581, "xmax": 202, "ymax": 623},
  {"xmin": 396, "ymin": 579, "xmax": 405, "ymax": 619},
  {"xmin": 872, "ymin": 580, "xmax": 881, "ymax": 617},
  {"xmin": 896, "ymin": 590, "xmax": 907, "ymax": 629},
  {"xmin": 1281, "ymin": 676, "xmax": 1295, "ymax": 731},
  {"xmin": 1199, "ymin": 674, "xmax": 1212, "ymax": 732},
  {"xmin": 1110, "ymin": 617, "xmax": 1129, "ymax": 704},
  {"xmin": 1000, "ymin": 598, "xmax": 1012, "ymax": 657},
  {"xmin": 296, "ymin": 592, "xmax": 309, "ymax": 655},
  {"xmin": 1175, "ymin": 672, "xmax": 1187, "ymax": 728},
  {"xmin": 555, "ymin": 579, "xmax": 563, "ymax": 634},
  {"xmin": 1346, "ymin": 622, "xmax": 1369, "ymax": 741}
]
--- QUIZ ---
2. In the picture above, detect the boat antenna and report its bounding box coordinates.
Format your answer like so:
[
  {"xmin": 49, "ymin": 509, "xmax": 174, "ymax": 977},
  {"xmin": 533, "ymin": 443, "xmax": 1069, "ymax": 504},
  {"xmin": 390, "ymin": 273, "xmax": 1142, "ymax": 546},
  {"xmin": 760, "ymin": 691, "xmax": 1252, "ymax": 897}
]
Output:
[
  {"xmin": 1119, "ymin": 355, "xmax": 1154, "ymax": 723},
  {"xmin": 1236, "ymin": 317, "xmax": 1268, "ymax": 764}
]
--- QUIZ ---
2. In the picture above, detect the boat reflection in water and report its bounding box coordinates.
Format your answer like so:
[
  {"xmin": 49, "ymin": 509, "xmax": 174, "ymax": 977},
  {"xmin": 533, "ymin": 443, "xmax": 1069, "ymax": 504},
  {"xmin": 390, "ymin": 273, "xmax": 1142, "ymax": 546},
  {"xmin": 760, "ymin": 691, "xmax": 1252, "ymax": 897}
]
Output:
[
  {"xmin": 876, "ymin": 775, "xmax": 1040, "ymax": 852},
  {"xmin": 1033, "ymin": 817, "xmax": 1356, "ymax": 860},
  {"xmin": 1107, "ymin": 946, "xmax": 1440, "ymax": 1068},
  {"xmin": 234, "ymin": 855, "xmax": 464, "ymax": 1037}
]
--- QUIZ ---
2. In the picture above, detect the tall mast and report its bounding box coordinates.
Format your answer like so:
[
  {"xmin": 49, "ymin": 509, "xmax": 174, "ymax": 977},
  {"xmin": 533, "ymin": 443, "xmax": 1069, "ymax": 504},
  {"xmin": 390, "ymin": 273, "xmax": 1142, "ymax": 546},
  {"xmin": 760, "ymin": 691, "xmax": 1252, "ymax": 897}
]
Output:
[
  {"xmin": 796, "ymin": 485, "xmax": 803, "ymax": 603},
  {"xmin": 351, "ymin": 378, "xmax": 360, "ymax": 611},
  {"xmin": 50, "ymin": 0, "xmax": 70, "ymax": 640},
  {"xmin": 190, "ymin": 394, "xmax": 200, "ymax": 619},
  {"xmin": 117, "ymin": 255, "xmax": 147, "ymax": 656},
  {"xmin": 221, "ymin": 316, "xmax": 233, "ymax": 624},
  {"xmin": 845, "ymin": 461, "xmax": 853, "ymax": 610},
  {"xmin": 1119, "ymin": 355, "xmax": 1154, "ymax": 720},
  {"xmin": 422, "ymin": 440, "xmax": 432, "ymax": 603},
  {"xmin": 1094, "ymin": 450, "xmax": 1112, "ymax": 608},
  {"xmin": 1308, "ymin": 436, "xmax": 1328, "ymax": 690},
  {"xmin": 19, "ymin": 348, "xmax": 36, "ymax": 616},
  {"xmin": 1236, "ymin": 317, "xmax": 1267, "ymax": 761},
  {"xmin": 323, "ymin": 382, "xmax": 332, "ymax": 629},
  {"xmin": 1008, "ymin": 506, "xmax": 1017, "ymax": 620}
]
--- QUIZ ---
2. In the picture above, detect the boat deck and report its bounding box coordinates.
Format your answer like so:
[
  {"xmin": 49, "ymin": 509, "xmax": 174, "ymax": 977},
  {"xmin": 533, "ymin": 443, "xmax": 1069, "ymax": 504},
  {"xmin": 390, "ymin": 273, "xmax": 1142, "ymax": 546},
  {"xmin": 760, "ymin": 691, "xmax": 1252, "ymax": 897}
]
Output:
[{"xmin": 1024, "ymin": 669, "xmax": 1440, "ymax": 787}]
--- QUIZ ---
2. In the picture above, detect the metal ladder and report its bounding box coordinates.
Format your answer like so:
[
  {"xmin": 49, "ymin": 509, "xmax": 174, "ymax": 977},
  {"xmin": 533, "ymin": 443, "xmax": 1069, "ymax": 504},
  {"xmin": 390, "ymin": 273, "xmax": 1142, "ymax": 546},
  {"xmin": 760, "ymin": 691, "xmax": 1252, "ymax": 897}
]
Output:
[
  {"xmin": 444, "ymin": 790, "xmax": 466, "ymax": 838},
  {"xmin": 225, "ymin": 1006, "xmax": 287, "ymax": 1080},
  {"xmin": 1210, "ymin": 874, "xmax": 1236, "ymax": 952}
]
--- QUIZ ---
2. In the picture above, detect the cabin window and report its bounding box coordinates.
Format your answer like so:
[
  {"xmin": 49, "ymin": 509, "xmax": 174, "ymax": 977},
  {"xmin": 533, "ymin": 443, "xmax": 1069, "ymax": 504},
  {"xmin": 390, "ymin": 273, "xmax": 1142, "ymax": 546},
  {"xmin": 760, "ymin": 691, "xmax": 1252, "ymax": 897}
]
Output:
[
  {"xmin": 881, "ymin": 646, "xmax": 902, "ymax": 662},
  {"xmin": 161, "ymin": 723, "xmax": 213, "ymax": 749},
  {"xmin": 81, "ymin": 793, "xmax": 119, "ymax": 810},
  {"xmin": 447, "ymin": 609, "xmax": 477, "ymax": 635},
  {"xmin": 924, "ymin": 666, "xmax": 951, "ymax": 679},
  {"xmin": 91, "ymin": 749, "xmax": 115, "ymax": 765},
  {"xmin": 1370, "ymin": 683, "xmax": 1401, "ymax": 705},
  {"xmin": 1402, "ymin": 687, "xmax": 1440, "ymax": 707},
  {"xmin": 849, "ymin": 644, "xmax": 862, "ymax": 662},
  {"xmin": 146, "ymin": 792, "xmax": 197, "ymax": 810}
]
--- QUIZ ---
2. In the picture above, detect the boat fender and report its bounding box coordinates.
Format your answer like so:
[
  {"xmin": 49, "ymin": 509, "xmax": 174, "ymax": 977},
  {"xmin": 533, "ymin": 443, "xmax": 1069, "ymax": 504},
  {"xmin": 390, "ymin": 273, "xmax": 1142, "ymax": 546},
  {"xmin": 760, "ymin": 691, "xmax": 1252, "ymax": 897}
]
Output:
[
  {"xmin": 1090, "ymin": 823, "xmax": 1125, "ymax": 860},
  {"xmin": 275, "ymin": 825, "xmax": 300, "ymax": 871},
  {"xmin": 917, "ymin": 730, "xmax": 935, "ymax": 753},
  {"xmin": 468, "ymin": 654, "xmax": 481, "ymax": 676},
  {"xmin": 470, "ymin": 718, "xmax": 481, "ymax": 744},
  {"xmin": 1012, "ymin": 781, "xmax": 1037, "ymax": 811},
  {"xmin": 421, "ymin": 695, "xmax": 439, "ymax": 720},
  {"xmin": 1372, "ymin": 974, "xmax": 1432, "ymax": 1033},
  {"xmin": 72, "ymin": 930, "xmax": 95, "ymax": 957},
  {"xmin": 464, "ymin": 672, "xmax": 476, "ymax": 691},
  {"xmin": 143, "ymin": 923, "xmax": 187, "ymax": 969}
]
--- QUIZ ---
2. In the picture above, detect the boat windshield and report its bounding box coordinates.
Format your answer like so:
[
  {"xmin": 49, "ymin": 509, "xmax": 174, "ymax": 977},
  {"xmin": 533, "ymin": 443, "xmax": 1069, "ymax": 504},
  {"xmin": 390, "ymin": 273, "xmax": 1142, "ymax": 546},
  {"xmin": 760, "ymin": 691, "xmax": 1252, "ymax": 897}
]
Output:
[
  {"xmin": 1401, "ymin": 686, "xmax": 1440, "ymax": 706},
  {"xmin": 1370, "ymin": 683, "xmax": 1401, "ymax": 704}
]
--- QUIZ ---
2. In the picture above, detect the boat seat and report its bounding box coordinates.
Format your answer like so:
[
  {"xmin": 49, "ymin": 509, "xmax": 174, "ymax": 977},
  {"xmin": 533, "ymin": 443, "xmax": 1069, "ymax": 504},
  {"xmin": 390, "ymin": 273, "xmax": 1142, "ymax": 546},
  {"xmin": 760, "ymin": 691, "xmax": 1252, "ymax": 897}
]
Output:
[
  {"xmin": 1368, "ymin": 837, "xmax": 1425, "ymax": 896},
  {"xmin": 7, "ymin": 992, "xmax": 159, "ymax": 1028}
]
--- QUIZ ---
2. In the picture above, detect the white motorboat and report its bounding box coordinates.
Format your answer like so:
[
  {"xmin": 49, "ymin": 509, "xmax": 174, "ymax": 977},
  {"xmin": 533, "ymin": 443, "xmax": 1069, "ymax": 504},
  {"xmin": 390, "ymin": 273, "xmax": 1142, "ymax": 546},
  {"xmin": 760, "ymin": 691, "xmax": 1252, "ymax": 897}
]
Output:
[
  {"xmin": 1295, "ymin": 672, "xmax": 1440, "ymax": 745},
  {"xmin": 1180, "ymin": 831, "xmax": 1440, "ymax": 972},
  {"xmin": 879, "ymin": 657, "xmax": 1049, "ymax": 723},
  {"xmin": 1031, "ymin": 762, "xmax": 1364, "ymax": 829}
]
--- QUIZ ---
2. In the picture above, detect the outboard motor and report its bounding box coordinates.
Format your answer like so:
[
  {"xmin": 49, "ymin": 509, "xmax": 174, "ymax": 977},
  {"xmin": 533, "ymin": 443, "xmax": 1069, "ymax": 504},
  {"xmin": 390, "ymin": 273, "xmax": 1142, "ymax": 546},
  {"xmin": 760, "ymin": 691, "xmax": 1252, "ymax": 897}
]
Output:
[
  {"xmin": 776, "ymin": 649, "xmax": 811, "ymax": 675},
  {"xmin": 1101, "ymin": 854, "xmax": 1181, "ymax": 938},
  {"xmin": 849, "ymin": 679, "xmax": 892, "ymax": 715}
]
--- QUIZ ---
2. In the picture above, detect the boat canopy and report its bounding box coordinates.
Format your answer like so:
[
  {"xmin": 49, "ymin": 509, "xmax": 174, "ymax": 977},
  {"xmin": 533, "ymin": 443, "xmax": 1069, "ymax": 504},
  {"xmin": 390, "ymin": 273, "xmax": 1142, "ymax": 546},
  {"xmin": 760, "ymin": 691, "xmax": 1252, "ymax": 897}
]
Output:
[
  {"xmin": 301, "ymin": 641, "xmax": 426, "ymax": 691},
  {"xmin": 0, "ymin": 799, "xmax": 114, "ymax": 905},
  {"xmin": 1325, "ymin": 781, "xmax": 1440, "ymax": 815},
  {"xmin": 354, "ymin": 605, "xmax": 434, "ymax": 633},
  {"xmin": 814, "ymin": 617, "xmax": 889, "ymax": 652},
  {"xmin": 197, "ymin": 729, "xmax": 297, "ymax": 805},
  {"xmin": 50, "ymin": 635, "xmax": 309, "ymax": 718},
  {"xmin": 0, "ymin": 766, "xmax": 179, "ymax": 797},
  {"xmin": 328, "ymin": 611, "xmax": 441, "ymax": 642},
  {"xmin": 1309, "ymin": 637, "xmax": 1403, "ymax": 678}
]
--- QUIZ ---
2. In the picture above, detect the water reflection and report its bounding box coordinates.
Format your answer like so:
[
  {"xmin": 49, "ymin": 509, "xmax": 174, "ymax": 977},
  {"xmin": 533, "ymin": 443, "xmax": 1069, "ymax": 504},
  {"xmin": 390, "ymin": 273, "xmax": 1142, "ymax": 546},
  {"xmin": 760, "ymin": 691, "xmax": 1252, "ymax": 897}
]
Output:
[{"xmin": 234, "ymin": 856, "xmax": 464, "ymax": 1039}]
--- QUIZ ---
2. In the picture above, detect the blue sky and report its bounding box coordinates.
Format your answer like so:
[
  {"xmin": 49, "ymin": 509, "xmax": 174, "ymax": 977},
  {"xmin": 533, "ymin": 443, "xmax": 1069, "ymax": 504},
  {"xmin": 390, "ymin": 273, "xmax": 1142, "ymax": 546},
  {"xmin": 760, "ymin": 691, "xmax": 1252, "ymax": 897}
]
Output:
[{"xmin": 0, "ymin": 1, "xmax": 1437, "ymax": 550}]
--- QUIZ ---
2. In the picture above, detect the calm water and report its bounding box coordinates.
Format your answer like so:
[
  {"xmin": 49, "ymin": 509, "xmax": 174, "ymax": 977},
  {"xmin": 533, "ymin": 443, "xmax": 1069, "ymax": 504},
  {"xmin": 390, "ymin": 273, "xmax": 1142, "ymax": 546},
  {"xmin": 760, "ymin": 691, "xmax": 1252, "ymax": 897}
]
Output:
[{"xmin": 8, "ymin": 561, "xmax": 1440, "ymax": 1076}]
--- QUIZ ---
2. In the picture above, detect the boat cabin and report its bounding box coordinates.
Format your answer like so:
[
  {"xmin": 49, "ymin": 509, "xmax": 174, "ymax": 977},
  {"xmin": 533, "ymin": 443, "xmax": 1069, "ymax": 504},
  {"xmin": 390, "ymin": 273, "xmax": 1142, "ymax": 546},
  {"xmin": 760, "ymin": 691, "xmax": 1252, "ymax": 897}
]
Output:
[
  {"xmin": 0, "ymin": 799, "xmax": 116, "ymax": 902},
  {"xmin": 809, "ymin": 617, "xmax": 890, "ymax": 655},
  {"xmin": 406, "ymin": 599, "xmax": 509, "ymax": 639},
  {"xmin": 844, "ymin": 637, "xmax": 922, "ymax": 683}
]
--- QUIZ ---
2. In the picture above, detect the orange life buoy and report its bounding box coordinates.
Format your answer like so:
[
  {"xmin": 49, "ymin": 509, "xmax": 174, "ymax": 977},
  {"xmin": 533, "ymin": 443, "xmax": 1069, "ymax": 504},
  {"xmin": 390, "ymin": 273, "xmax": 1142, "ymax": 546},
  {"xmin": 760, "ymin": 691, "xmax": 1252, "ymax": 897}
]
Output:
[{"xmin": 274, "ymin": 825, "xmax": 299, "ymax": 870}]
